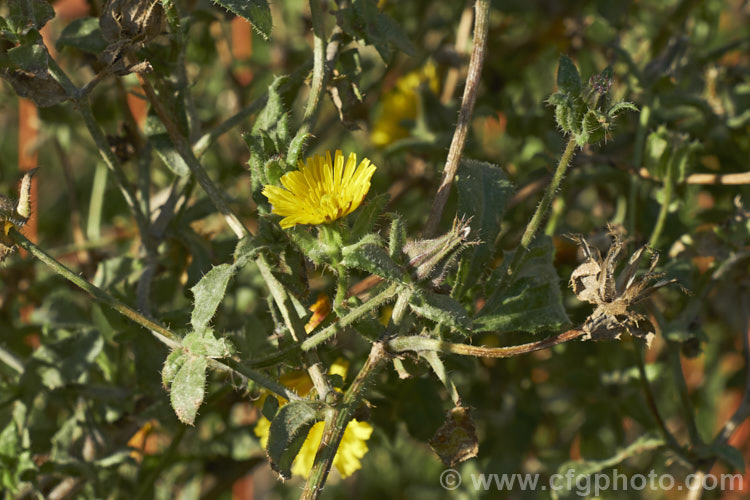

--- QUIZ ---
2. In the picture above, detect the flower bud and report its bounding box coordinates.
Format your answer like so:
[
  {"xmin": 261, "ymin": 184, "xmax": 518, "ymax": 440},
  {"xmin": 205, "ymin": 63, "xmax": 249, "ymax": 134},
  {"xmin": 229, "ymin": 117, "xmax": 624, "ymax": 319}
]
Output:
[{"xmin": 403, "ymin": 218, "xmax": 474, "ymax": 286}]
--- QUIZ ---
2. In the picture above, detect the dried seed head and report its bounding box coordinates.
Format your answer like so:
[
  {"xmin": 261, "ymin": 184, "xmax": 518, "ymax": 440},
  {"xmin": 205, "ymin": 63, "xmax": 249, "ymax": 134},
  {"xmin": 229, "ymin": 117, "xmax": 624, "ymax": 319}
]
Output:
[{"xmin": 569, "ymin": 228, "xmax": 683, "ymax": 343}]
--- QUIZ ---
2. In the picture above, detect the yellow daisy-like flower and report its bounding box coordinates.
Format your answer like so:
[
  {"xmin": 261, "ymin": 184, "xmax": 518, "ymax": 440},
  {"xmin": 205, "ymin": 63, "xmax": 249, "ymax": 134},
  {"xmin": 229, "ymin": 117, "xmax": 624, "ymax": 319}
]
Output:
[
  {"xmin": 262, "ymin": 150, "xmax": 377, "ymax": 229},
  {"xmin": 254, "ymin": 359, "xmax": 374, "ymax": 479},
  {"xmin": 371, "ymin": 61, "xmax": 440, "ymax": 147}
]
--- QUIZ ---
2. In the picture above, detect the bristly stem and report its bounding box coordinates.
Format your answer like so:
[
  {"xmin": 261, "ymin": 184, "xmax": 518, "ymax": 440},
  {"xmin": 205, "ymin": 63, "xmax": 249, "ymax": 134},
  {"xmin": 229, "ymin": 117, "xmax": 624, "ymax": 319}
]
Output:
[
  {"xmin": 424, "ymin": 0, "xmax": 491, "ymax": 237},
  {"xmin": 300, "ymin": 0, "xmax": 328, "ymax": 137},
  {"xmin": 46, "ymin": 58, "xmax": 150, "ymax": 241},
  {"xmin": 302, "ymin": 342, "xmax": 389, "ymax": 500},
  {"xmin": 388, "ymin": 328, "xmax": 585, "ymax": 358},
  {"xmin": 135, "ymin": 73, "xmax": 250, "ymax": 239},
  {"xmin": 10, "ymin": 228, "xmax": 301, "ymax": 402},
  {"xmin": 495, "ymin": 137, "xmax": 577, "ymax": 293},
  {"xmin": 255, "ymin": 254, "xmax": 333, "ymax": 399}
]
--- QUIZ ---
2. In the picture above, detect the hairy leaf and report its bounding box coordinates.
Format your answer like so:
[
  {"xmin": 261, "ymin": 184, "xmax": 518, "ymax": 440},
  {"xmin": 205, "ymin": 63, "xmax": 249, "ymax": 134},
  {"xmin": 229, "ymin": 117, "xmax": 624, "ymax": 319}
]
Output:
[
  {"xmin": 266, "ymin": 401, "xmax": 325, "ymax": 479},
  {"xmin": 212, "ymin": 0, "xmax": 272, "ymax": 39},
  {"xmin": 476, "ymin": 236, "xmax": 569, "ymax": 333},
  {"xmin": 170, "ymin": 355, "xmax": 208, "ymax": 426},
  {"xmin": 456, "ymin": 160, "xmax": 514, "ymax": 290}
]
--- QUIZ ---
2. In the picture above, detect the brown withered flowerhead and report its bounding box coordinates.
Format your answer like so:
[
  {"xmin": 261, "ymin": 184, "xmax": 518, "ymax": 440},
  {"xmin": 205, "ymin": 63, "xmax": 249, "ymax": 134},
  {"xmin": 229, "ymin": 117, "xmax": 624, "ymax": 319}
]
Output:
[
  {"xmin": 99, "ymin": 0, "xmax": 164, "ymax": 71},
  {"xmin": 568, "ymin": 227, "xmax": 682, "ymax": 345}
]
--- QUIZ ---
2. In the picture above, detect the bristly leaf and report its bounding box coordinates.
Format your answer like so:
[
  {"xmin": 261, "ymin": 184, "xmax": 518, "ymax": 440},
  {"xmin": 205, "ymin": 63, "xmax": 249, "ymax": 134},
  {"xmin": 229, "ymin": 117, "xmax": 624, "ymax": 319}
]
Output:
[
  {"xmin": 409, "ymin": 290, "xmax": 471, "ymax": 336},
  {"xmin": 351, "ymin": 192, "xmax": 390, "ymax": 240},
  {"xmin": 191, "ymin": 263, "xmax": 236, "ymax": 334},
  {"xmin": 169, "ymin": 355, "xmax": 208, "ymax": 426},
  {"xmin": 212, "ymin": 0, "xmax": 272, "ymax": 40},
  {"xmin": 557, "ymin": 55, "xmax": 581, "ymax": 96},
  {"xmin": 455, "ymin": 160, "xmax": 514, "ymax": 291},
  {"xmin": 388, "ymin": 214, "xmax": 407, "ymax": 261},
  {"xmin": 8, "ymin": 0, "xmax": 55, "ymax": 33},
  {"xmin": 253, "ymin": 76, "xmax": 288, "ymax": 135},
  {"xmin": 266, "ymin": 401, "xmax": 326, "ymax": 479},
  {"xmin": 145, "ymin": 115, "xmax": 190, "ymax": 177},
  {"xmin": 476, "ymin": 236, "xmax": 569, "ymax": 333},
  {"xmin": 162, "ymin": 349, "xmax": 186, "ymax": 388},
  {"xmin": 342, "ymin": 234, "xmax": 404, "ymax": 283},
  {"xmin": 182, "ymin": 330, "xmax": 233, "ymax": 358}
]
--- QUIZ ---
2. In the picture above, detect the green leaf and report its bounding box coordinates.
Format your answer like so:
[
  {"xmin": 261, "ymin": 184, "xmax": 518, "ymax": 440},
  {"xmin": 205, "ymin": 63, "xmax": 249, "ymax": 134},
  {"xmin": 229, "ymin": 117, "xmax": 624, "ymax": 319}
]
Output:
[
  {"xmin": 456, "ymin": 160, "xmax": 514, "ymax": 290},
  {"xmin": 8, "ymin": 43, "xmax": 47, "ymax": 74},
  {"xmin": 476, "ymin": 236, "xmax": 569, "ymax": 333},
  {"xmin": 252, "ymin": 76, "xmax": 287, "ymax": 135},
  {"xmin": 266, "ymin": 401, "xmax": 326, "ymax": 479},
  {"xmin": 710, "ymin": 443, "xmax": 745, "ymax": 472},
  {"xmin": 182, "ymin": 330, "xmax": 233, "ymax": 358},
  {"xmin": 22, "ymin": 329, "xmax": 104, "ymax": 390},
  {"xmin": 337, "ymin": 0, "xmax": 414, "ymax": 61},
  {"xmin": 212, "ymin": 0, "xmax": 272, "ymax": 40},
  {"xmin": 145, "ymin": 115, "xmax": 190, "ymax": 177},
  {"xmin": 287, "ymin": 226, "xmax": 328, "ymax": 266},
  {"xmin": 170, "ymin": 355, "xmax": 208, "ymax": 426},
  {"xmin": 162, "ymin": 349, "xmax": 186, "ymax": 388},
  {"xmin": 8, "ymin": 0, "xmax": 54, "ymax": 33},
  {"xmin": 56, "ymin": 17, "xmax": 107, "ymax": 54},
  {"xmin": 191, "ymin": 263, "xmax": 237, "ymax": 334},
  {"xmin": 341, "ymin": 235, "xmax": 404, "ymax": 282},
  {"xmin": 388, "ymin": 214, "xmax": 407, "ymax": 261},
  {"xmin": 557, "ymin": 55, "xmax": 581, "ymax": 96},
  {"xmin": 351, "ymin": 192, "xmax": 390, "ymax": 240},
  {"xmin": 285, "ymin": 129, "xmax": 313, "ymax": 170},
  {"xmin": 262, "ymin": 396, "xmax": 279, "ymax": 421},
  {"xmin": 608, "ymin": 101, "xmax": 638, "ymax": 116},
  {"xmin": 409, "ymin": 290, "xmax": 471, "ymax": 336}
]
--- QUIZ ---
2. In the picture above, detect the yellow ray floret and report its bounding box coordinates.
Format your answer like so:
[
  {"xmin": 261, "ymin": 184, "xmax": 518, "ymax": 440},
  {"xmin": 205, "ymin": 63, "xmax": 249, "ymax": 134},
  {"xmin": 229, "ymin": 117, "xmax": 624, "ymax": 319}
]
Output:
[{"xmin": 262, "ymin": 150, "xmax": 377, "ymax": 229}]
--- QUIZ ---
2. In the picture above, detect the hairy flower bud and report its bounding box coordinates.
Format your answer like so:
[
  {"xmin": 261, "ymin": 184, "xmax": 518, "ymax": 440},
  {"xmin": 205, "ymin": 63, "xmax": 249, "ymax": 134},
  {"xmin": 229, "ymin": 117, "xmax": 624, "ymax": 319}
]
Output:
[{"xmin": 403, "ymin": 218, "xmax": 474, "ymax": 286}]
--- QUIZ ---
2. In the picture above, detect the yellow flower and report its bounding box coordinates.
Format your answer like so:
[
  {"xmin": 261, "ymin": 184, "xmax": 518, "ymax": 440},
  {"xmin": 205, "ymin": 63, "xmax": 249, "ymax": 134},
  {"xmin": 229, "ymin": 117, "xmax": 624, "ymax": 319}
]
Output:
[
  {"xmin": 371, "ymin": 61, "xmax": 440, "ymax": 147},
  {"xmin": 254, "ymin": 359, "xmax": 373, "ymax": 479},
  {"xmin": 262, "ymin": 150, "xmax": 376, "ymax": 229}
]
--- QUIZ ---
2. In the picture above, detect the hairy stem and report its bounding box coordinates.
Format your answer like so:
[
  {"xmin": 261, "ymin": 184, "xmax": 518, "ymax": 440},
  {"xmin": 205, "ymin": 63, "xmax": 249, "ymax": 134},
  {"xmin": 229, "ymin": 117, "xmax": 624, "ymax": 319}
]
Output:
[
  {"xmin": 495, "ymin": 137, "xmax": 577, "ymax": 293},
  {"xmin": 299, "ymin": 0, "xmax": 328, "ymax": 136},
  {"xmin": 135, "ymin": 73, "xmax": 250, "ymax": 239},
  {"xmin": 424, "ymin": 0, "xmax": 491, "ymax": 237},
  {"xmin": 388, "ymin": 328, "xmax": 585, "ymax": 357},
  {"xmin": 11, "ymin": 229, "xmax": 300, "ymax": 402},
  {"xmin": 302, "ymin": 342, "xmax": 389, "ymax": 500},
  {"xmin": 47, "ymin": 58, "xmax": 150, "ymax": 241}
]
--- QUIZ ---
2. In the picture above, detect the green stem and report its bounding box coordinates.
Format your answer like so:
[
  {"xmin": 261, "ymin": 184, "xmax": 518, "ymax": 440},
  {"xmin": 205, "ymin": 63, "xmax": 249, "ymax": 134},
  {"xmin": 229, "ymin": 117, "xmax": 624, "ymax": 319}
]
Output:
[
  {"xmin": 302, "ymin": 342, "xmax": 389, "ymax": 500},
  {"xmin": 424, "ymin": 0, "xmax": 491, "ymax": 237},
  {"xmin": 135, "ymin": 73, "xmax": 249, "ymax": 239},
  {"xmin": 667, "ymin": 340, "xmax": 703, "ymax": 446},
  {"xmin": 299, "ymin": 0, "xmax": 328, "ymax": 136},
  {"xmin": 86, "ymin": 162, "xmax": 107, "ymax": 241},
  {"xmin": 47, "ymin": 58, "xmax": 150, "ymax": 240},
  {"xmin": 628, "ymin": 102, "xmax": 651, "ymax": 239},
  {"xmin": 648, "ymin": 155, "xmax": 674, "ymax": 248},
  {"xmin": 388, "ymin": 327, "xmax": 585, "ymax": 358},
  {"xmin": 255, "ymin": 254, "xmax": 332, "ymax": 400},
  {"xmin": 10, "ymin": 229, "xmax": 299, "ymax": 402},
  {"xmin": 246, "ymin": 283, "xmax": 398, "ymax": 367},
  {"xmin": 496, "ymin": 137, "xmax": 577, "ymax": 292},
  {"xmin": 634, "ymin": 344, "xmax": 685, "ymax": 454}
]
